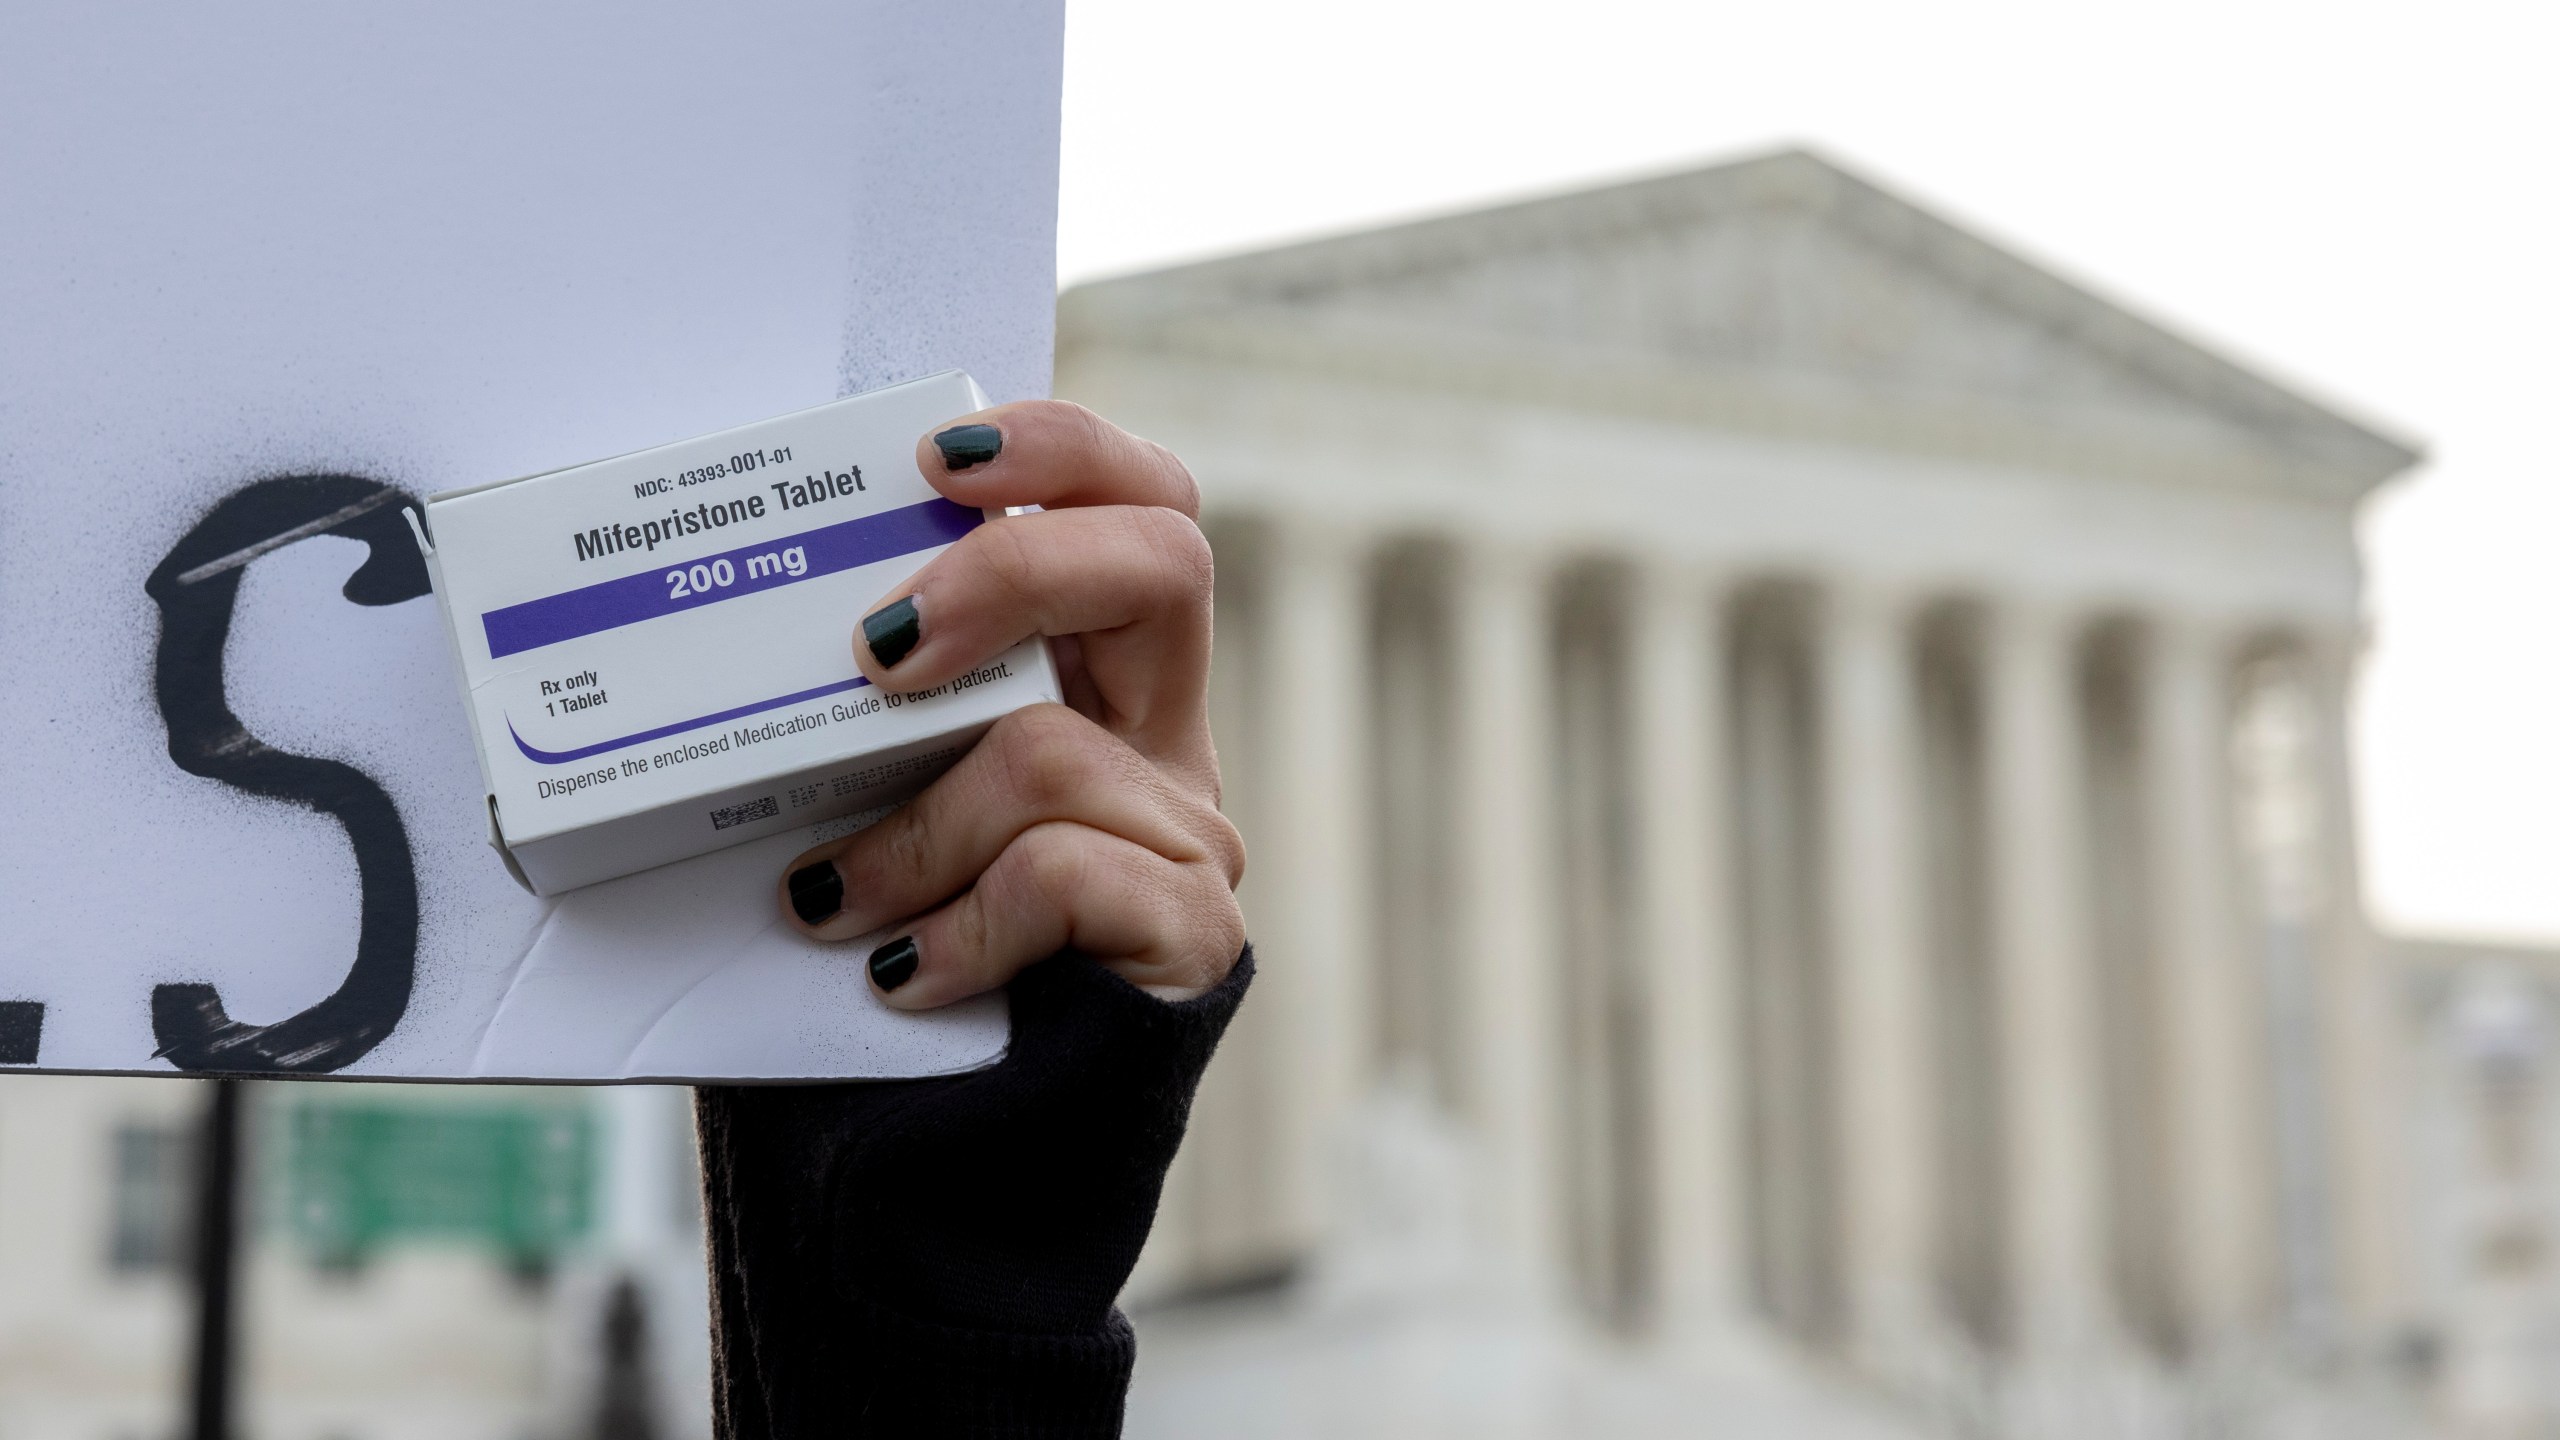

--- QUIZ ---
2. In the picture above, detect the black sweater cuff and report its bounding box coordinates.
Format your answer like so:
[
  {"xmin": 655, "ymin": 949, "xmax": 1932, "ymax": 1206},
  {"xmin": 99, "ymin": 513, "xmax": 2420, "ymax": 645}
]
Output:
[{"xmin": 696, "ymin": 948, "xmax": 1254, "ymax": 1439}]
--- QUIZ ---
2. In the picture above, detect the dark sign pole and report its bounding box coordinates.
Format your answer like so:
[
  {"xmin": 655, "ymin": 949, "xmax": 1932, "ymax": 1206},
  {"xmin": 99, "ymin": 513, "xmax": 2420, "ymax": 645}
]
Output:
[{"xmin": 189, "ymin": 1078, "xmax": 243, "ymax": 1440}]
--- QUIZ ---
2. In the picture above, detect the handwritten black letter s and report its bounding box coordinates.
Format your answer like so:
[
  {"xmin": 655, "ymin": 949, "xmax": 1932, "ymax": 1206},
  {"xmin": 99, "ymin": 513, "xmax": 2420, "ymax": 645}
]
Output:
[{"xmin": 144, "ymin": 475, "xmax": 428, "ymax": 1073}]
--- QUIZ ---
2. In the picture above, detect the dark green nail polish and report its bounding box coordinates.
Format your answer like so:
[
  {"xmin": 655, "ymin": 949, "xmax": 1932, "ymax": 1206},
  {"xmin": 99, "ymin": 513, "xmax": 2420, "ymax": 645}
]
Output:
[
  {"xmin": 870, "ymin": 936, "xmax": 920, "ymax": 992},
  {"xmin": 863, "ymin": 596, "xmax": 921, "ymax": 668},
  {"xmin": 934, "ymin": 423, "xmax": 1002, "ymax": 471},
  {"xmin": 788, "ymin": 862, "xmax": 842, "ymax": 925}
]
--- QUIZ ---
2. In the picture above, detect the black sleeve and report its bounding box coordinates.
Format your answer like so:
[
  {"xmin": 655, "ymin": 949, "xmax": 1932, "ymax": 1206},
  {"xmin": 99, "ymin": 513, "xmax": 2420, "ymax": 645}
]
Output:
[{"xmin": 693, "ymin": 946, "xmax": 1253, "ymax": 1440}]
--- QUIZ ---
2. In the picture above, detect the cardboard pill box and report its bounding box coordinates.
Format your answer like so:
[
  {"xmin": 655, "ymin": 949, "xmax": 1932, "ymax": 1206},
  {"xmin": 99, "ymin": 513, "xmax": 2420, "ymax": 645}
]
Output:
[{"xmin": 410, "ymin": 370, "xmax": 1060, "ymax": 895}]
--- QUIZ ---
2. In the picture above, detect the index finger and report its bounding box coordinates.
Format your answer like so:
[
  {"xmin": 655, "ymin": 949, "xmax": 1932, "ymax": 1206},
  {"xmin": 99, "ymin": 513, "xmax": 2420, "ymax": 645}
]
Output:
[{"xmin": 917, "ymin": 400, "xmax": 1199, "ymax": 517}]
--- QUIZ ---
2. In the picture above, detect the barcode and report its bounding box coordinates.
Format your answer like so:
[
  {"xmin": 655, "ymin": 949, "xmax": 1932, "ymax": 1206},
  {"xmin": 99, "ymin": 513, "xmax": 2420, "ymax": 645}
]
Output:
[{"xmin": 709, "ymin": 795, "xmax": 779, "ymax": 831}]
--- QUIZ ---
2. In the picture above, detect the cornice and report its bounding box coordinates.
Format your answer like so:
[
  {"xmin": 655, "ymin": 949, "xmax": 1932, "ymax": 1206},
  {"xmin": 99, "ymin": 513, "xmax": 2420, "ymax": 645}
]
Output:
[{"xmin": 1059, "ymin": 309, "xmax": 2382, "ymax": 507}]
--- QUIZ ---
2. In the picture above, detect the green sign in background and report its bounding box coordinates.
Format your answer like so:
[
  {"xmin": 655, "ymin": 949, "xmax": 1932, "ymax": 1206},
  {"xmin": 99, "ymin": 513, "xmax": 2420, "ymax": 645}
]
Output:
[{"xmin": 276, "ymin": 1096, "xmax": 596, "ymax": 1261}]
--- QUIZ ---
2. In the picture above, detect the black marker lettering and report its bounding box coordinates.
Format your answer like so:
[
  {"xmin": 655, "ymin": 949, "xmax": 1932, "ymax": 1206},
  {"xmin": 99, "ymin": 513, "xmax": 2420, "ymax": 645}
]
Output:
[{"xmin": 143, "ymin": 475, "xmax": 426, "ymax": 1074}]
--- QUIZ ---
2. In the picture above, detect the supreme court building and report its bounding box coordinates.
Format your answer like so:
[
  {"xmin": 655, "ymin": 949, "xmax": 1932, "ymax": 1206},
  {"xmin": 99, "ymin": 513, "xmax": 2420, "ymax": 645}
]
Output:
[{"xmin": 1060, "ymin": 150, "xmax": 2445, "ymax": 1438}]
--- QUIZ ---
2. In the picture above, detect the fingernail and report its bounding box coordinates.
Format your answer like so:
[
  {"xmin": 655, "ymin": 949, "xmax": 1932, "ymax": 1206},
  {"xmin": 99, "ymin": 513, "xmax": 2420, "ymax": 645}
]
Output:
[
  {"xmin": 870, "ymin": 936, "xmax": 920, "ymax": 992},
  {"xmin": 933, "ymin": 423, "xmax": 1002, "ymax": 472},
  {"xmin": 787, "ymin": 862, "xmax": 842, "ymax": 925},
  {"xmin": 863, "ymin": 596, "xmax": 921, "ymax": 669}
]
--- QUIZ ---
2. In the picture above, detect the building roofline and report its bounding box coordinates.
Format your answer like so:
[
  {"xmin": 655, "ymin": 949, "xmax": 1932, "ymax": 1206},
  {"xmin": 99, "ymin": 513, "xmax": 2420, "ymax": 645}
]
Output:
[{"xmin": 1063, "ymin": 147, "xmax": 2423, "ymax": 491}]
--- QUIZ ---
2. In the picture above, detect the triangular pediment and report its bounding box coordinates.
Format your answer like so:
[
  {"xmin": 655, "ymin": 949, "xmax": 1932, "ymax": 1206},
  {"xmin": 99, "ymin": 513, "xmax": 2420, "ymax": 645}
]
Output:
[{"xmin": 1061, "ymin": 150, "xmax": 2417, "ymax": 498}]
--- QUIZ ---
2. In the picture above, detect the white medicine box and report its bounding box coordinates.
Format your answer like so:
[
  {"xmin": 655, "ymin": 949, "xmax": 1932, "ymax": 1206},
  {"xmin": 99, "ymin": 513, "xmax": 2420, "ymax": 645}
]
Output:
[{"xmin": 412, "ymin": 371, "xmax": 1059, "ymax": 895}]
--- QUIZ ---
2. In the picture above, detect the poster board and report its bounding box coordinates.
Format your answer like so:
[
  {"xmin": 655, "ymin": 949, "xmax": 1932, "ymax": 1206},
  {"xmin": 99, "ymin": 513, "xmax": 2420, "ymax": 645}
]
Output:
[{"xmin": 0, "ymin": 2, "xmax": 1063, "ymax": 1080}]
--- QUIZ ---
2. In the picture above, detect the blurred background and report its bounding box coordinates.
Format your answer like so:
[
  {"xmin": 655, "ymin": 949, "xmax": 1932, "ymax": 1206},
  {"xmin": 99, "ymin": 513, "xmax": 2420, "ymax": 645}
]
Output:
[{"xmin": 9, "ymin": 2, "xmax": 2560, "ymax": 1437}]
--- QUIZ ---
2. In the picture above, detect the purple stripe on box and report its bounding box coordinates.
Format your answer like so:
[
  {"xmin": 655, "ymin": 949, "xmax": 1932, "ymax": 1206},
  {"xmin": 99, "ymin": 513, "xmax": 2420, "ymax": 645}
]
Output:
[
  {"xmin": 480, "ymin": 497, "xmax": 982, "ymax": 659},
  {"xmin": 509, "ymin": 674, "xmax": 874, "ymax": 765}
]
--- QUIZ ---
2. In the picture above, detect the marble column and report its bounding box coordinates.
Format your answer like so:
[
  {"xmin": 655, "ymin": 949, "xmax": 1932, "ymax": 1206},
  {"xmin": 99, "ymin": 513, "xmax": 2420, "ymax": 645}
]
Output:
[
  {"xmin": 2303, "ymin": 629, "xmax": 2411, "ymax": 1339},
  {"xmin": 1452, "ymin": 540, "xmax": 1564, "ymax": 1300},
  {"xmin": 1819, "ymin": 580, "xmax": 1938, "ymax": 1359},
  {"xmin": 1984, "ymin": 602, "xmax": 2111, "ymax": 1355},
  {"xmin": 1632, "ymin": 562, "xmax": 1750, "ymax": 1336},
  {"xmin": 2144, "ymin": 616, "xmax": 2273, "ymax": 1345},
  {"xmin": 1260, "ymin": 522, "xmax": 1378, "ymax": 1246}
]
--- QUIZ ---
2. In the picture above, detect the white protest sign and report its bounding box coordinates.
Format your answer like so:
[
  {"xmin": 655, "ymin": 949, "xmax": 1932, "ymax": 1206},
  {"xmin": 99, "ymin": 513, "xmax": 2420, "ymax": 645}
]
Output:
[{"xmin": 0, "ymin": 2, "xmax": 1062, "ymax": 1081}]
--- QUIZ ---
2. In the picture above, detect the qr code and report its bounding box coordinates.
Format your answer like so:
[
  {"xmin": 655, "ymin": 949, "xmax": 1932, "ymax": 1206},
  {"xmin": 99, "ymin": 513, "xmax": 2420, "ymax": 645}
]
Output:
[{"xmin": 709, "ymin": 795, "xmax": 780, "ymax": 831}]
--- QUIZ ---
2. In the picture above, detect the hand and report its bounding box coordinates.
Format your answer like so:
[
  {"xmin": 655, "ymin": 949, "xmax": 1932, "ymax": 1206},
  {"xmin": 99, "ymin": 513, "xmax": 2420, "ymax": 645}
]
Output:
[{"xmin": 774, "ymin": 401, "xmax": 1246, "ymax": 1006}]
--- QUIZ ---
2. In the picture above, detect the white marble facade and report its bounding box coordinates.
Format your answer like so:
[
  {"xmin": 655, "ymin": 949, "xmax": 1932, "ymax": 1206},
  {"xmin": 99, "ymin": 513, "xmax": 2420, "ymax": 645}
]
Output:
[{"xmin": 1059, "ymin": 150, "xmax": 2435, "ymax": 1438}]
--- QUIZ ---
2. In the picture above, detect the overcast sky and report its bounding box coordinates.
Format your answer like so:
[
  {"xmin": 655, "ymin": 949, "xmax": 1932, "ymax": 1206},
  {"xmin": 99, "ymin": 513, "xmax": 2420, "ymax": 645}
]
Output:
[{"xmin": 1056, "ymin": 0, "xmax": 2560, "ymax": 944}]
